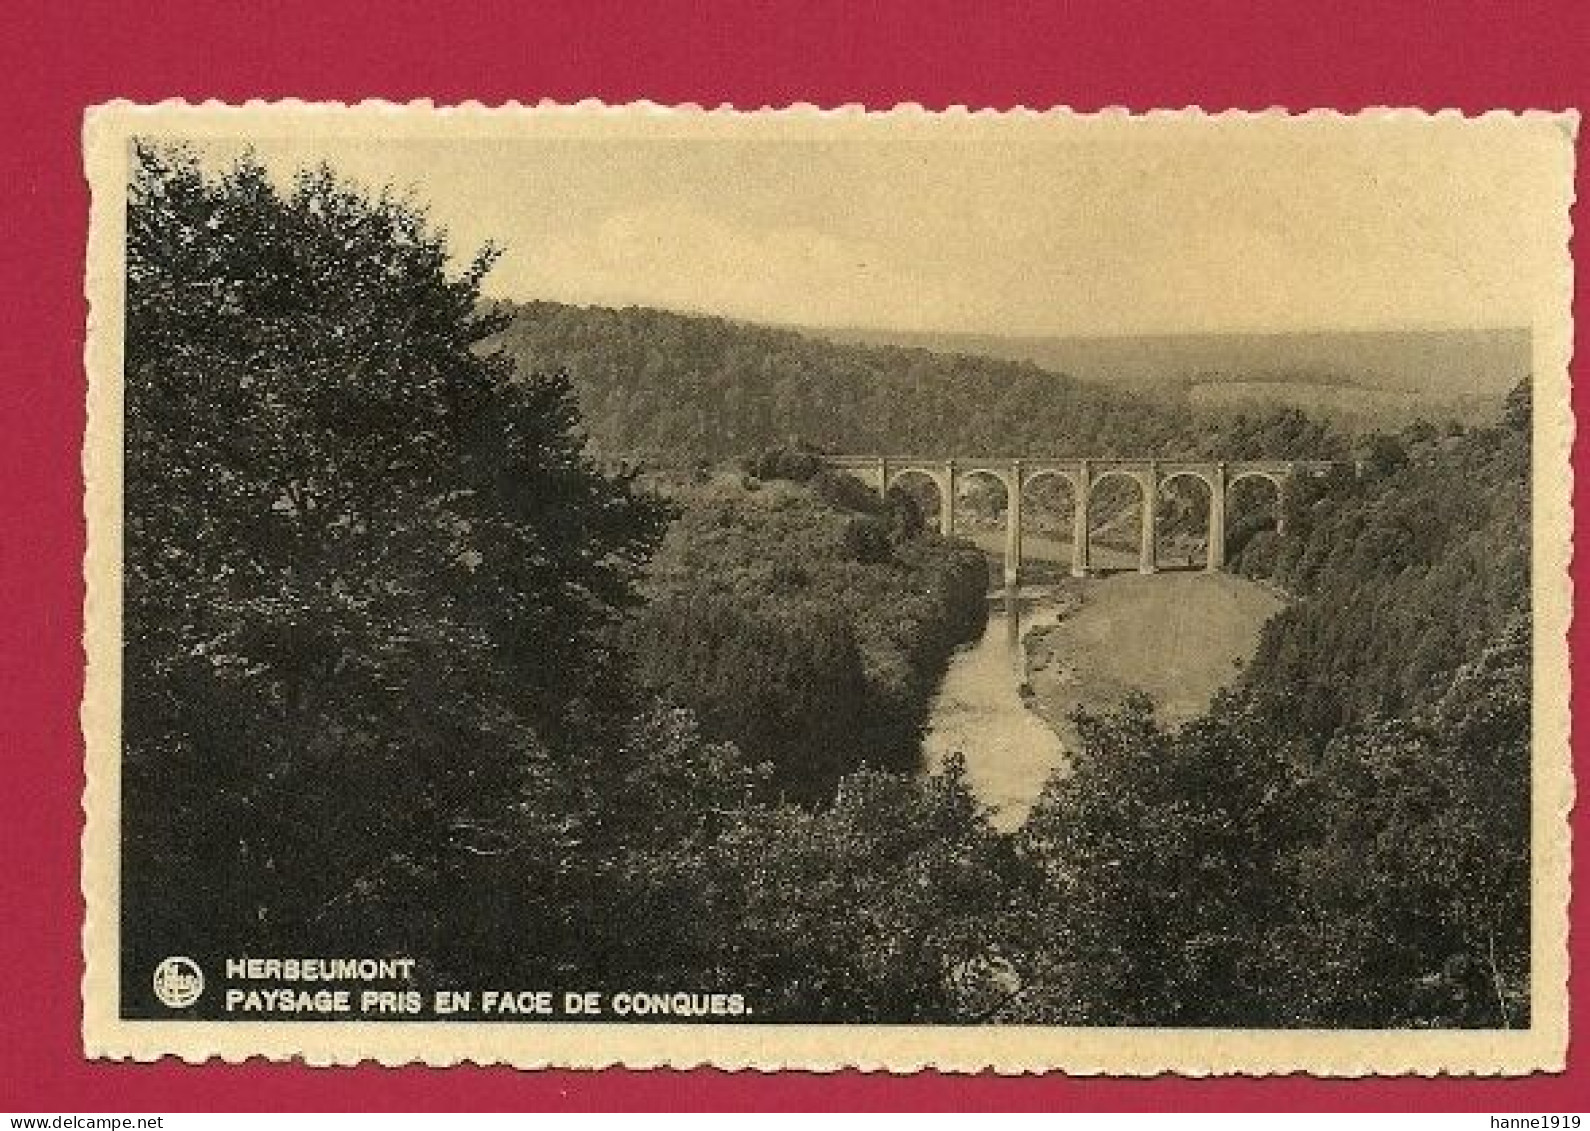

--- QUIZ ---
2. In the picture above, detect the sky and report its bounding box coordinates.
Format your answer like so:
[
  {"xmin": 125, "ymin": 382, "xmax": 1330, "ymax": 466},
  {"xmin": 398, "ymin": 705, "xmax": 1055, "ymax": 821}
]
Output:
[{"xmin": 189, "ymin": 113, "xmax": 1572, "ymax": 338}]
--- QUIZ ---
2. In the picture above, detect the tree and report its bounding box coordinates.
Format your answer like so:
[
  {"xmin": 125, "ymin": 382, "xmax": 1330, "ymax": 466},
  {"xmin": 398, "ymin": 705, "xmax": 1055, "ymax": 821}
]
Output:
[
  {"xmin": 1363, "ymin": 433, "xmax": 1410, "ymax": 476},
  {"xmin": 1272, "ymin": 616, "xmax": 1531, "ymax": 1027},
  {"xmin": 695, "ymin": 758, "xmax": 1029, "ymax": 1021},
  {"xmin": 120, "ymin": 145, "xmax": 668, "ymax": 1007},
  {"xmin": 1015, "ymin": 693, "xmax": 1297, "ymax": 1025},
  {"xmin": 1501, "ymin": 379, "xmax": 1531, "ymax": 432}
]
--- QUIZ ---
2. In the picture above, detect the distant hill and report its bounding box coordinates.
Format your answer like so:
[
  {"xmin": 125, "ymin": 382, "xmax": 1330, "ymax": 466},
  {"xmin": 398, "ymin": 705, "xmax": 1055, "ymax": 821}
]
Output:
[
  {"xmin": 809, "ymin": 326, "xmax": 1528, "ymax": 429},
  {"xmin": 488, "ymin": 301, "xmax": 1349, "ymax": 462}
]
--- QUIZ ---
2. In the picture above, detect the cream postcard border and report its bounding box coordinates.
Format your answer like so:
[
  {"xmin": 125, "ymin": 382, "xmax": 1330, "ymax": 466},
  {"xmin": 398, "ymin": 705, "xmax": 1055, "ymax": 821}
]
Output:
[{"xmin": 81, "ymin": 100, "xmax": 1579, "ymax": 1074}]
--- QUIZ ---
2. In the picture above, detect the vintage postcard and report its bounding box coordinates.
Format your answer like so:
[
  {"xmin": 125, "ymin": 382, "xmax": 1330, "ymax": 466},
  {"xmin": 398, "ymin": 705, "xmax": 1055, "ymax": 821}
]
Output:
[{"xmin": 82, "ymin": 102, "xmax": 1576, "ymax": 1074}]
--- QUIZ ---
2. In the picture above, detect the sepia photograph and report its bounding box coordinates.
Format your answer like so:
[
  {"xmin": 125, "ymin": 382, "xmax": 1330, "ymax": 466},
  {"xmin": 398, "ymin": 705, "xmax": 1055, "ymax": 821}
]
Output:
[{"xmin": 79, "ymin": 104, "xmax": 1575, "ymax": 1074}]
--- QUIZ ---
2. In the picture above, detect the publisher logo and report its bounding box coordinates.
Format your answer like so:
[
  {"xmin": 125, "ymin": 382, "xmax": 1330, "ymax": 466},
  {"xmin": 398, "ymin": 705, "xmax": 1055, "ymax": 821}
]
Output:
[{"xmin": 152, "ymin": 956, "xmax": 204, "ymax": 1009}]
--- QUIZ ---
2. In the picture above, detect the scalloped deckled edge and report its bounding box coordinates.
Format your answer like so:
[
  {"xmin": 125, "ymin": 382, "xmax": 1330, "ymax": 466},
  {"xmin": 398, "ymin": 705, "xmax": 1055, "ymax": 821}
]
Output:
[{"xmin": 81, "ymin": 100, "xmax": 1579, "ymax": 1076}]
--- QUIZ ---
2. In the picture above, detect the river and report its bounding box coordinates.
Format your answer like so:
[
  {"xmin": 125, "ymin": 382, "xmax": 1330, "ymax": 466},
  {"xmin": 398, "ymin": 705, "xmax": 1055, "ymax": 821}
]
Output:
[
  {"xmin": 924, "ymin": 570, "xmax": 1284, "ymax": 830},
  {"xmin": 922, "ymin": 586, "xmax": 1070, "ymax": 831}
]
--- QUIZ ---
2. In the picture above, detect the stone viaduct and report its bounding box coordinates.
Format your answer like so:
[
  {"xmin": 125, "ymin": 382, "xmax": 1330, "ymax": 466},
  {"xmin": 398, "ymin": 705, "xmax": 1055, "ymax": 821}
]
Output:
[{"xmin": 826, "ymin": 455, "xmax": 1351, "ymax": 585}]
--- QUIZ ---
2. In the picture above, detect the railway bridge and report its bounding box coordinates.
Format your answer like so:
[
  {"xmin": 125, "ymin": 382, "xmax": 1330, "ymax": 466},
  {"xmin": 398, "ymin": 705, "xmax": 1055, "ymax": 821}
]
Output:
[{"xmin": 826, "ymin": 455, "xmax": 1353, "ymax": 584}]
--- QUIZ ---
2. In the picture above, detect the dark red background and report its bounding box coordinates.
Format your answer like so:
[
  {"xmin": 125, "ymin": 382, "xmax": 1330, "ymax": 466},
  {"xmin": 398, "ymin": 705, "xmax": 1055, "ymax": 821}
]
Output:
[{"xmin": 2, "ymin": 0, "xmax": 1584, "ymax": 1112}]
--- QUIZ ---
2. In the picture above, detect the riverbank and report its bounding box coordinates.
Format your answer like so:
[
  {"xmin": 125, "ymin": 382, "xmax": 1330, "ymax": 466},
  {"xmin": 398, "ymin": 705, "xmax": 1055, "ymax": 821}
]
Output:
[
  {"xmin": 924, "ymin": 570, "xmax": 1284, "ymax": 829},
  {"xmin": 1023, "ymin": 572, "xmax": 1286, "ymax": 748}
]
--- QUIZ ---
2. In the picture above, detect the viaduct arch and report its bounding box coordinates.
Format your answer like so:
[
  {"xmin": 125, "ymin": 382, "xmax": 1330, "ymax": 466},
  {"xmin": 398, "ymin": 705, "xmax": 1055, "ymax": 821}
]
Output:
[{"xmin": 833, "ymin": 454, "xmax": 1350, "ymax": 586}]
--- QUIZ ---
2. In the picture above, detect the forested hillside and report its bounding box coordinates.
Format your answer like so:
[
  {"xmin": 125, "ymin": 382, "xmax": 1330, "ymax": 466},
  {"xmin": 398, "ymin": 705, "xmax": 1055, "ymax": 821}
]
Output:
[
  {"xmin": 822, "ymin": 324, "xmax": 1525, "ymax": 430},
  {"xmin": 612, "ymin": 402, "xmax": 1534, "ymax": 1026},
  {"xmin": 1019, "ymin": 391, "xmax": 1532, "ymax": 1027},
  {"xmin": 489, "ymin": 301, "xmax": 1347, "ymax": 460},
  {"xmin": 621, "ymin": 462, "xmax": 988, "ymax": 801},
  {"xmin": 1242, "ymin": 388, "xmax": 1530, "ymax": 732}
]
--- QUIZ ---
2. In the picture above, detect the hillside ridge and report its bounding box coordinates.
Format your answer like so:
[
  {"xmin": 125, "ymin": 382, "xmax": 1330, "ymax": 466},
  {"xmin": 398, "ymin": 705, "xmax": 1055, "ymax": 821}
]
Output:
[{"xmin": 488, "ymin": 300, "xmax": 1356, "ymax": 462}]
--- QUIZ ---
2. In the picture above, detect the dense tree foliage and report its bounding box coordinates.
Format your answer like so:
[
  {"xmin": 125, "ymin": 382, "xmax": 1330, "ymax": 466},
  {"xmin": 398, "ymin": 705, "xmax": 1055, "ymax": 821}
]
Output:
[
  {"xmin": 1016, "ymin": 692, "xmax": 1300, "ymax": 1025},
  {"xmin": 687, "ymin": 758, "xmax": 1029, "ymax": 1021},
  {"xmin": 121, "ymin": 147, "xmax": 672, "ymax": 1001},
  {"xmin": 1015, "ymin": 404, "xmax": 1532, "ymax": 1027},
  {"xmin": 1239, "ymin": 402, "xmax": 1529, "ymax": 730},
  {"xmin": 621, "ymin": 463, "xmax": 988, "ymax": 800}
]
